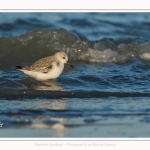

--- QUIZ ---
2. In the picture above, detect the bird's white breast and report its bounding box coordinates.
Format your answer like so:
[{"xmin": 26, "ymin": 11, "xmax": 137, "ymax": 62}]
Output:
[{"xmin": 20, "ymin": 63, "xmax": 64, "ymax": 81}]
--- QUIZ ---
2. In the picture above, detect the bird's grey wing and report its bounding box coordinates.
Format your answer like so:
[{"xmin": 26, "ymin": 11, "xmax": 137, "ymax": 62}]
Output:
[{"xmin": 30, "ymin": 56, "xmax": 54, "ymax": 73}]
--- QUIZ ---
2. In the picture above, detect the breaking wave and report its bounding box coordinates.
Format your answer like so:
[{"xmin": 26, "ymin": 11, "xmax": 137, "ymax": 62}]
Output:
[{"xmin": 1, "ymin": 28, "xmax": 150, "ymax": 70}]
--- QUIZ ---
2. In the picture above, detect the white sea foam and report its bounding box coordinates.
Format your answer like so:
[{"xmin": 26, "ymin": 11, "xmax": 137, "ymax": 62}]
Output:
[
  {"xmin": 140, "ymin": 53, "xmax": 150, "ymax": 60},
  {"xmin": 2, "ymin": 29, "xmax": 150, "ymax": 67}
]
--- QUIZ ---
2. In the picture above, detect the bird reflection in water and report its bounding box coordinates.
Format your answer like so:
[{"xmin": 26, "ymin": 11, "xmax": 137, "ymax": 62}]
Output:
[{"xmin": 19, "ymin": 78, "xmax": 64, "ymax": 91}]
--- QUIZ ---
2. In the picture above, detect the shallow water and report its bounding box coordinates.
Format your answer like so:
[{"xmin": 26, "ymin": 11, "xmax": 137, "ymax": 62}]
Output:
[{"xmin": 0, "ymin": 12, "xmax": 150, "ymax": 137}]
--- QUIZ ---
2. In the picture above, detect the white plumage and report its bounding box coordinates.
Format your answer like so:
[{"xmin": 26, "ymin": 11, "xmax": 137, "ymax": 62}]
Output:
[{"xmin": 16, "ymin": 52, "xmax": 74, "ymax": 81}]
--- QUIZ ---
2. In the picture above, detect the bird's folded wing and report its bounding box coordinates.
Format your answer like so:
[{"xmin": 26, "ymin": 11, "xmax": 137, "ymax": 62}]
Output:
[{"xmin": 30, "ymin": 56, "xmax": 54, "ymax": 73}]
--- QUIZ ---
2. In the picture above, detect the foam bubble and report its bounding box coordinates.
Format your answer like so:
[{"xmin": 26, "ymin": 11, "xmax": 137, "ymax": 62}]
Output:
[{"xmin": 140, "ymin": 53, "xmax": 150, "ymax": 60}]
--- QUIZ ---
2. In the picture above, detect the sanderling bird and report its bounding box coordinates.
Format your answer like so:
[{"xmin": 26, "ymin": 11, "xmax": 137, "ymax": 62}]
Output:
[{"xmin": 16, "ymin": 52, "xmax": 74, "ymax": 81}]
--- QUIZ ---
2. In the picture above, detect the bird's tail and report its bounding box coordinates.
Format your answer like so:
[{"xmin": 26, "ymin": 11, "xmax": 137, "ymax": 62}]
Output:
[
  {"xmin": 16, "ymin": 66, "xmax": 23, "ymax": 69},
  {"xmin": 16, "ymin": 66, "xmax": 30, "ymax": 70}
]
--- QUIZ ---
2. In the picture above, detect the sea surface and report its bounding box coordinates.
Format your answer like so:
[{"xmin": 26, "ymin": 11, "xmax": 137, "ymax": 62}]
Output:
[{"xmin": 1, "ymin": 12, "xmax": 150, "ymax": 137}]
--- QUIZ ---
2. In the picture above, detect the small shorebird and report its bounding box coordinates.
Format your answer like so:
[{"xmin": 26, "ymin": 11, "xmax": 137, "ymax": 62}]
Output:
[{"xmin": 16, "ymin": 52, "xmax": 74, "ymax": 81}]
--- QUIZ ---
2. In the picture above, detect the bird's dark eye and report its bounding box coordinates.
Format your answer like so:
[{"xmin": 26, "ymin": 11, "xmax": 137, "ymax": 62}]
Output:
[{"xmin": 63, "ymin": 57, "xmax": 65, "ymax": 59}]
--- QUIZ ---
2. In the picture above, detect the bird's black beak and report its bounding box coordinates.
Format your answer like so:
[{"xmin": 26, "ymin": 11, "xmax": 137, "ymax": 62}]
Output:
[{"xmin": 67, "ymin": 61, "xmax": 74, "ymax": 68}]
